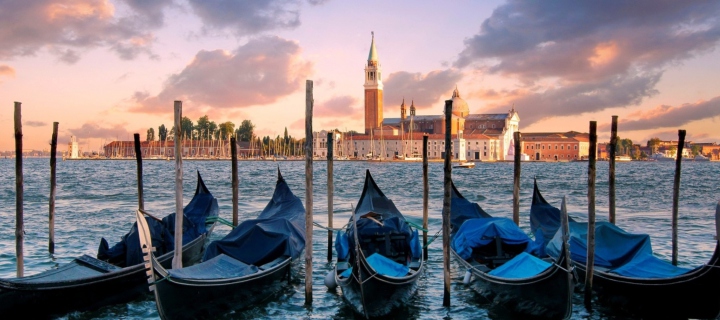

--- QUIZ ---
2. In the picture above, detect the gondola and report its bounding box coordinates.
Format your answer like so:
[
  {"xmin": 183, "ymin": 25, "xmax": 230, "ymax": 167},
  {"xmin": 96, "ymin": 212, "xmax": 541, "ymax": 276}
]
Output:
[
  {"xmin": 327, "ymin": 169, "xmax": 424, "ymax": 318},
  {"xmin": 136, "ymin": 168, "xmax": 305, "ymax": 320},
  {"xmin": 532, "ymin": 178, "xmax": 720, "ymax": 319},
  {"xmin": 450, "ymin": 180, "xmax": 573, "ymax": 319},
  {"xmin": 0, "ymin": 171, "xmax": 219, "ymax": 319}
]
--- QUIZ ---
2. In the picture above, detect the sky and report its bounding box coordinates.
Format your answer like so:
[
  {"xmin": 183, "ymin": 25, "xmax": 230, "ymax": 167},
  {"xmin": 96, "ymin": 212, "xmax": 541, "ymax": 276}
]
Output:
[{"xmin": 1, "ymin": 0, "xmax": 719, "ymax": 152}]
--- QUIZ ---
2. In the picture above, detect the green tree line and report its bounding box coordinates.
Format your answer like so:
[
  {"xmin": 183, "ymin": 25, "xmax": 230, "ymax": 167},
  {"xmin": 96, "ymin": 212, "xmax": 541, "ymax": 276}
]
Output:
[{"xmin": 147, "ymin": 115, "xmax": 308, "ymax": 157}]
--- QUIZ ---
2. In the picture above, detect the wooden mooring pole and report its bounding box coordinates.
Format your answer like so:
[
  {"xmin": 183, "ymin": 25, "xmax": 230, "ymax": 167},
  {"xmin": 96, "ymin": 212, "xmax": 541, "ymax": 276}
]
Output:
[
  {"xmin": 14, "ymin": 102, "xmax": 24, "ymax": 277},
  {"xmin": 327, "ymin": 132, "xmax": 334, "ymax": 262},
  {"xmin": 133, "ymin": 133, "xmax": 145, "ymax": 211},
  {"xmin": 304, "ymin": 80, "xmax": 314, "ymax": 305},
  {"xmin": 609, "ymin": 115, "xmax": 618, "ymax": 224},
  {"xmin": 442, "ymin": 100, "xmax": 453, "ymax": 307},
  {"xmin": 231, "ymin": 137, "xmax": 238, "ymax": 227},
  {"xmin": 672, "ymin": 129, "xmax": 686, "ymax": 266},
  {"xmin": 585, "ymin": 121, "xmax": 598, "ymax": 309},
  {"xmin": 513, "ymin": 131, "xmax": 522, "ymax": 226},
  {"xmin": 422, "ymin": 135, "xmax": 429, "ymax": 260},
  {"xmin": 172, "ymin": 101, "xmax": 184, "ymax": 269},
  {"xmin": 49, "ymin": 122, "xmax": 58, "ymax": 254}
]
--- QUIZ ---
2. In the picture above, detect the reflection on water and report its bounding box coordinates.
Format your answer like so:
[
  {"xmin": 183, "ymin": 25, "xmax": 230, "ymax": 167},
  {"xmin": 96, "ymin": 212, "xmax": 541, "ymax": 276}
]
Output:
[{"xmin": 0, "ymin": 159, "xmax": 717, "ymax": 319}]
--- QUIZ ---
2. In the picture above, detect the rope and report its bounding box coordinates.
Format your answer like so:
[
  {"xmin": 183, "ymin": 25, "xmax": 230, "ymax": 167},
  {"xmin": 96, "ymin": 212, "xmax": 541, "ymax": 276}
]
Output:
[
  {"xmin": 406, "ymin": 220, "xmax": 428, "ymax": 232},
  {"xmin": 151, "ymin": 275, "xmax": 169, "ymax": 285},
  {"xmin": 205, "ymin": 216, "xmax": 235, "ymax": 228},
  {"xmin": 424, "ymin": 228, "xmax": 442, "ymax": 248},
  {"xmin": 312, "ymin": 221, "xmax": 347, "ymax": 232}
]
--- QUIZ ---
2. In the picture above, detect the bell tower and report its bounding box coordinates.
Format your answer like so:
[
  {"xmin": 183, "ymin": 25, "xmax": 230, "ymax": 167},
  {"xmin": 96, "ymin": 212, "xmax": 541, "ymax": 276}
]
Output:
[{"xmin": 364, "ymin": 31, "xmax": 383, "ymax": 134}]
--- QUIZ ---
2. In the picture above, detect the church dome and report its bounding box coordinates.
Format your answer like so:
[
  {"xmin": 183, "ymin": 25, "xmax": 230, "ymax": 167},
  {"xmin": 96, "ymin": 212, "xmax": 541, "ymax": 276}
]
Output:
[{"xmin": 451, "ymin": 87, "xmax": 469, "ymax": 118}]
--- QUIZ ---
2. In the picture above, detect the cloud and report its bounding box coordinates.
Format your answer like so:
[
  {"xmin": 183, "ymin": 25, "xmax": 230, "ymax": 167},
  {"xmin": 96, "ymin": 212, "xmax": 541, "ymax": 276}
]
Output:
[
  {"xmin": 130, "ymin": 36, "xmax": 312, "ymax": 114},
  {"xmin": 383, "ymin": 69, "xmax": 463, "ymax": 111},
  {"xmin": 0, "ymin": 64, "xmax": 15, "ymax": 80},
  {"xmin": 0, "ymin": 0, "xmax": 160, "ymax": 62},
  {"xmin": 25, "ymin": 121, "xmax": 47, "ymax": 127},
  {"xmin": 67, "ymin": 122, "xmax": 132, "ymax": 140},
  {"xmin": 641, "ymin": 130, "xmax": 711, "ymax": 144},
  {"xmin": 289, "ymin": 118, "xmax": 305, "ymax": 131},
  {"xmin": 455, "ymin": 1, "xmax": 720, "ymax": 83},
  {"xmin": 601, "ymin": 96, "xmax": 720, "ymax": 131},
  {"xmin": 314, "ymin": 95, "xmax": 360, "ymax": 117},
  {"xmin": 307, "ymin": 0, "xmax": 331, "ymax": 5},
  {"xmin": 188, "ymin": 0, "xmax": 301, "ymax": 36},
  {"xmin": 121, "ymin": 0, "xmax": 174, "ymax": 28},
  {"xmin": 484, "ymin": 71, "xmax": 661, "ymax": 126}
]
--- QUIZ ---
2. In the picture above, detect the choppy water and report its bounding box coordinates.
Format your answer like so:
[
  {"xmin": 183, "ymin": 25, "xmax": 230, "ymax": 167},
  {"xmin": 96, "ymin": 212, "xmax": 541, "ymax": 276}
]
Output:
[{"xmin": 0, "ymin": 158, "xmax": 718, "ymax": 319}]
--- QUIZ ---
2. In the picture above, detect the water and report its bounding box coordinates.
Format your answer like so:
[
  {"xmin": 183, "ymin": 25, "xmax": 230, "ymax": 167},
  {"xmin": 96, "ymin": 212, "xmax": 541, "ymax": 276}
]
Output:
[{"xmin": 1, "ymin": 159, "xmax": 718, "ymax": 319}]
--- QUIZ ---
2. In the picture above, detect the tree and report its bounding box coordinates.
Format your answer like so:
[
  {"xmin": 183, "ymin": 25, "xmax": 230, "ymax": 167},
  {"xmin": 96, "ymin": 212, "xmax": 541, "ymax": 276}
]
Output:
[
  {"xmin": 195, "ymin": 115, "xmax": 218, "ymax": 140},
  {"xmin": 146, "ymin": 128, "xmax": 155, "ymax": 141},
  {"xmin": 616, "ymin": 138, "xmax": 633, "ymax": 155},
  {"xmin": 648, "ymin": 137, "xmax": 661, "ymax": 154},
  {"xmin": 169, "ymin": 116, "xmax": 194, "ymax": 140},
  {"xmin": 158, "ymin": 124, "xmax": 168, "ymax": 141},
  {"xmin": 218, "ymin": 121, "xmax": 235, "ymax": 140},
  {"xmin": 691, "ymin": 144, "xmax": 702, "ymax": 156},
  {"xmin": 236, "ymin": 120, "xmax": 255, "ymax": 141}
]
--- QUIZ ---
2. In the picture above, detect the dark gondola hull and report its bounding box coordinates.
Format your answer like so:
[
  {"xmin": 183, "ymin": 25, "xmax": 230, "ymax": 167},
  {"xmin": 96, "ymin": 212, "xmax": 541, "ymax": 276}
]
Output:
[
  {"xmin": 152, "ymin": 257, "xmax": 293, "ymax": 320},
  {"xmin": 0, "ymin": 235, "xmax": 207, "ymax": 319},
  {"xmin": 336, "ymin": 255, "xmax": 424, "ymax": 318},
  {"xmin": 573, "ymin": 241, "xmax": 720, "ymax": 319},
  {"xmin": 452, "ymin": 247, "xmax": 573, "ymax": 320},
  {"xmin": 531, "ymin": 179, "xmax": 720, "ymax": 319},
  {"xmin": 0, "ymin": 172, "xmax": 218, "ymax": 319}
]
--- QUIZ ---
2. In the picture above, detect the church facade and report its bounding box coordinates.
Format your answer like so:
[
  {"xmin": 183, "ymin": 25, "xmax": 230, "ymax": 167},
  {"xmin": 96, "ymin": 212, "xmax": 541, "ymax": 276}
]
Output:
[{"xmin": 313, "ymin": 33, "xmax": 520, "ymax": 161}]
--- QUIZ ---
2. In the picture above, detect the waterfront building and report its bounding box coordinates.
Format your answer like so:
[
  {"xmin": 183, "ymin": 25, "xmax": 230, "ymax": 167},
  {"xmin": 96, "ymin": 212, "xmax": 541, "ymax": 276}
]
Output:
[
  {"xmin": 313, "ymin": 32, "xmax": 519, "ymax": 161},
  {"xmin": 68, "ymin": 136, "xmax": 80, "ymax": 159},
  {"xmin": 520, "ymin": 131, "xmax": 590, "ymax": 161}
]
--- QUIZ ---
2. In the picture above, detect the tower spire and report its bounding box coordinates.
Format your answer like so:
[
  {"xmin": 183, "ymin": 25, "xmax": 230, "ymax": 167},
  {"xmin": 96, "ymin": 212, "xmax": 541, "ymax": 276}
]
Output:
[
  {"xmin": 364, "ymin": 32, "xmax": 383, "ymax": 135},
  {"xmin": 368, "ymin": 31, "xmax": 378, "ymax": 62}
]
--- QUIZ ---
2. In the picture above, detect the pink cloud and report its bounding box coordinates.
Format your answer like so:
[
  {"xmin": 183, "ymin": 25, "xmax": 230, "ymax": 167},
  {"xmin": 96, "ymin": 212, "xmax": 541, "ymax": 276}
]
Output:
[
  {"xmin": 314, "ymin": 95, "xmax": 360, "ymax": 118},
  {"xmin": 130, "ymin": 36, "xmax": 312, "ymax": 115}
]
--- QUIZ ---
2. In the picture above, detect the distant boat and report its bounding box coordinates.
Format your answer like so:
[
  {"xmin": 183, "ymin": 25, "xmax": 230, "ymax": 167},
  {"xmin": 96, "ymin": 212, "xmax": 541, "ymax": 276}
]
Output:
[
  {"xmin": 694, "ymin": 154, "xmax": 710, "ymax": 161},
  {"xmin": 454, "ymin": 162, "xmax": 475, "ymax": 169},
  {"xmin": 614, "ymin": 155, "xmax": 632, "ymax": 162},
  {"xmin": 650, "ymin": 152, "xmax": 675, "ymax": 161}
]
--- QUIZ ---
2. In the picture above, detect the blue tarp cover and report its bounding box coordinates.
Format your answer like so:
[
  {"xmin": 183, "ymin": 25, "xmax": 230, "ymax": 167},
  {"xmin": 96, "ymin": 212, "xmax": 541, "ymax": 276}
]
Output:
[
  {"xmin": 346, "ymin": 170, "xmax": 413, "ymax": 261},
  {"xmin": 203, "ymin": 174, "xmax": 306, "ymax": 266},
  {"xmin": 335, "ymin": 232, "xmax": 350, "ymax": 260},
  {"xmin": 529, "ymin": 180, "xmax": 575, "ymax": 257},
  {"xmin": 487, "ymin": 252, "xmax": 552, "ymax": 278},
  {"xmin": 366, "ymin": 253, "xmax": 409, "ymax": 277},
  {"xmin": 168, "ymin": 254, "xmax": 258, "ymax": 280},
  {"xmin": 452, "ymin": 218, "xmax": 535, "ymax": 260},
  {"xmin": 449, "ymin": 182, "xmax": 491, "ymax": 233},
  {"xmin": 97, "ymin": 173, "xmax": 218, "ymax": 267},
  {"xmin": 546, "ymin": 221, "xmax": 691, "ymax": 278},
  {"xmin": 409, "ymin": 229, "xmax": 421, "ymax": 259}
]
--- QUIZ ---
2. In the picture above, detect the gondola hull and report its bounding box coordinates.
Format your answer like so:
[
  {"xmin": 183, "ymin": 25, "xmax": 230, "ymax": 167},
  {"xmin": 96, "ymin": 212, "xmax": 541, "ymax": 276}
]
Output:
[
  {"xmin": 0, "ymin": 235, "xmax": 208, "ymax": 319},
  {"xmin": 336, "ymin": 255, "xmax": 423, "ymax": 318},
  {"xmin": 0, "ymin": 172, "xmax": 218, "ymax": 319},
  {"xmin": 452, "ymin": 247, "xmax": 573, "ymax": 320},
  {"xmin": 573, "ymin": 241, "xmax": 720, "ymax": 319},
  {"xmin": 151, "ymin": 256, "xmax": 293, "ymax": 320}
]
